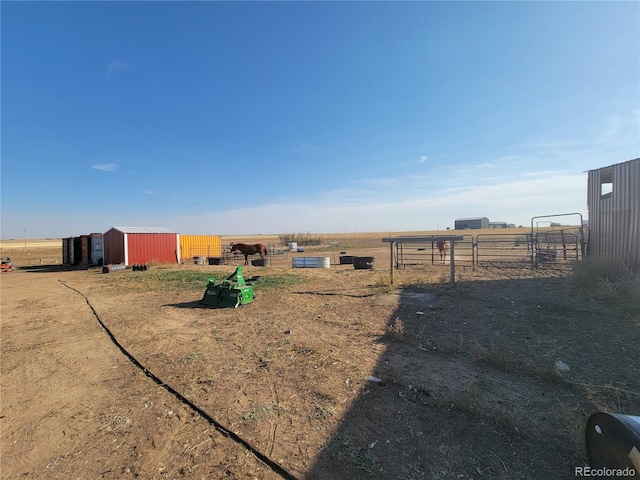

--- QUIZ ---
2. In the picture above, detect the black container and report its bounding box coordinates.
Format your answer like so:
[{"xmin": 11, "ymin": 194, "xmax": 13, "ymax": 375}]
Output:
[
  {"xmin": 353, "ymin": 256, "xmax": 375, "ymax": 270},
  {"xmin": 585, "ymin": 412, "xmax": 640, "ymax": 471},
  {"xmin": 339, "ymin": 255, "xmax": 355, "ymax": 264},
  {"xmin": 208, "ymin": 257, "xmax": 223, "ymax": 265},
  {"xmin": 251, "ymin": 258, "xmax": 270, "ymax": 267}
]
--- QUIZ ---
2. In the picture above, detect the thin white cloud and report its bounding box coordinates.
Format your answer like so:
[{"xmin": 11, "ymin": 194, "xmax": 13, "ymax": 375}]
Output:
[
  {"xmin": 145, "ymin": 191, "xmax": 154, "ymax": 195},
  {"xmin": 106, "ymin": 60, "xmax": 129, "ymax": 75},
  {"xmin": 92, "ymin": 163, "xmax": 117, "ymax": 172},
  {"xmin": 167, "ymin": 166, "xmax": 588, "ymax": 235},
  {"xmin": 8, "ymin": 161, "xmax": 590, "ymax": 238},
  {"xmin": 419, "ymin": 155, "xmax": 428, "ymax": 164},
  {"xmin": 510, "ymin": 108, "xmax": 639, "ymax": 152}
]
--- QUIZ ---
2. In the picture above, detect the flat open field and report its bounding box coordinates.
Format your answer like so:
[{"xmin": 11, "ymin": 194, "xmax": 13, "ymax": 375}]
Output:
[{"xmin": 1, "ymin": 231, "xmax": 638, "ymax": 479}]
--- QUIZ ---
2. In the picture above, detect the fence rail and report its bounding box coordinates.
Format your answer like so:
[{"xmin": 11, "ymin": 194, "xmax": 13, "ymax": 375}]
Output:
[
  {"xmin": 188, "ymin": 244, "xmax": 223, "ymax": 259},
  {"xmin": 474, "ymin": 232, "xmax": 583, "ymax": 267},
  {"xmin": 223, "ymin": 243, "xmax": 289, "ymax": 265},
  {"xmin": 390, "ymin": 231, "xmax": 584, "ymax": 270},
  {"xmin": 393, "ymin": 236, "xmax": 474, "ymax": 268},
  {"xmin": 476, "ymin": 234, "xmax": 532, "ymax": 267}
]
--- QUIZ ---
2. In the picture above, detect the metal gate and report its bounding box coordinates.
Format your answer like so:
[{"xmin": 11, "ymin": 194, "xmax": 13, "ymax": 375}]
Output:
[
  {"xmin": 531, "ymin": 231, "xmax": 583, "ymax": 266},
  {"xmin": 393, "ymin": 236, "xmax": 474, "ymax": 268},
  {"xmin": 475, "ymin": 231, "xmax": 583, "ymax": 268}
]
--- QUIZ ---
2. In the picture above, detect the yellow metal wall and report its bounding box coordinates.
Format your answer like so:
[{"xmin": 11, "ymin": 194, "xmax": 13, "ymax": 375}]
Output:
[{"xmin": 179, "ymin": 235, "xmax": 222, "ymax": 259}]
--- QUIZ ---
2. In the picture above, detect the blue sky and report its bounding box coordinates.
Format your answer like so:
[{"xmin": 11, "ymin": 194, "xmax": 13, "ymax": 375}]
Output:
[{"xmin": 2, "ymin": 1, "xmax": 638, "ymax": 239}]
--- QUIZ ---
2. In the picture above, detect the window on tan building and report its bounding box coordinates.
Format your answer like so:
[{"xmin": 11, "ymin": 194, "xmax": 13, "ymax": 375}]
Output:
[{"xmin": 600, "ymin": 167, "xmax": 613, "ymax": 198}]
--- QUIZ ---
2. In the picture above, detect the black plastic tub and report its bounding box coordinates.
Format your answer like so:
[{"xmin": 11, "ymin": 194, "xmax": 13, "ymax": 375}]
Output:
[
  {"xmin": 339, "ymin": 255, "xmax": 355, "ymax": 265},
  {"xmin": 251, "ymin": 258, "xmax": 270, "ymax": 267},
  {"xmin": 353, "ymin": 256, "xmax": 375, "ymax": 270}
]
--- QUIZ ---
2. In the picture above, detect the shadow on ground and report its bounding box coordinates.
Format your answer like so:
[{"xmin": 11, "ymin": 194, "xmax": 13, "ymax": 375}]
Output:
[
  {"xmin": 305, "ymin": 276, "xmax": 640, "ymax": 479},
  {"xmin": 17, "ymin": 264, "xmax": 94, "ymax": 273}
]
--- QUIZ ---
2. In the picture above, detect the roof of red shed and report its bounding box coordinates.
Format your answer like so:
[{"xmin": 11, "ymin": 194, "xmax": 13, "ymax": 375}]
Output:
[{"xmin": 110, "ymin": 226, "xmax": 177, "ymax": 234}]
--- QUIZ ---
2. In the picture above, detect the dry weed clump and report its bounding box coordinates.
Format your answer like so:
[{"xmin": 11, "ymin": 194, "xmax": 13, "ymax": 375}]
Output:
[
  {"xmin": 242, "ymin": 403, "xmax": 285, "ymax": 422},
  {"xmin": 384, "ymin": 317, "xmax": 405, "ymax": 340},
  {"xmin": 372, "ymin": 274, "xmax": 393, "ymax": 294},
  {"xmin": 571, "ymin": 258, "xmax": 640, "ymax": 315},
  {"xmin": 325, "ymin": 434, "xmax": 382, "ymax": 475},
  {"xmin": 310, "ymin": 404, "xmax": 335, "ymax": 420}
]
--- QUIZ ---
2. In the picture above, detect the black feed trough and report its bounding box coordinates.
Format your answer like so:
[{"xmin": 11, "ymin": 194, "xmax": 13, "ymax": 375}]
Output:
[
  {"xmin": 339, "ymin": 255, "xmax": 355, "ymax": 265},
  {"xmin": 251, "ymin": 258, "xmax": 270, "ymax": 267},
  {"xmin": 353, "ymin": 256, "xmax": 375, "ymax": 270}
]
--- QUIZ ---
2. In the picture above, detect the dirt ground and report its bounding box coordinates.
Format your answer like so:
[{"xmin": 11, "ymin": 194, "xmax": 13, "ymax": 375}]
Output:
[{"xmin": 1, "ymin": 233, "xmax": 639, "ymax": 479}]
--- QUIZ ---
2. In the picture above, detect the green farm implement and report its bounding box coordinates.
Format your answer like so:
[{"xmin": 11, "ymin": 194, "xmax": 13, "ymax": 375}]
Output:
[{"xmin": 200, "ymin": 266, "xmax": 255, "ymax": 308}]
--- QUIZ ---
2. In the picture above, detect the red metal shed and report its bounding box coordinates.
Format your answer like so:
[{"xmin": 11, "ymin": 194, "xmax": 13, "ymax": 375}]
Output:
[{"xmin": 103, "ymin": 227, "xmax": 180, "ymax": 266}]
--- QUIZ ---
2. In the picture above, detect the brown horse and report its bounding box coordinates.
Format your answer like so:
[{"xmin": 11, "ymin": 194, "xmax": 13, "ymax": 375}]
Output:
[
  {"xmin": 230, "ymin": 243, "xmax": 268, "ymax": 265},
  {"xmin": 436, "ymin": 240, "xmax": 450, "ymax": 264}
]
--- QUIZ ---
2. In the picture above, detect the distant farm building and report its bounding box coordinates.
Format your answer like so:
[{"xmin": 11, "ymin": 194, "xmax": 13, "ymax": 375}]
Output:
[
  {"xmin": 489, "ymin": 222, "xmax": 508, "ymax": 229},
  {"xmin": 103, "ymin": 227, "xmax": 180, "ymax": 266},
  {"xmin": 455, "ymin": 217, "xmax": 489, "ymax": 230},
  {"xmin": 586, "ymin": 158, "xmax": 640, "ymax": 271}
]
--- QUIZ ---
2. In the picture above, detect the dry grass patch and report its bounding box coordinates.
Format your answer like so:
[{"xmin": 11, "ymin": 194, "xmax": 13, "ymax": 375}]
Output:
[
  {"xmin": 570, "ymin": 258, "xmax": 640, "ymax": 316},
  {"xmin": 242, "ymin": 403, "xmax": 285, "ymax": 423}
]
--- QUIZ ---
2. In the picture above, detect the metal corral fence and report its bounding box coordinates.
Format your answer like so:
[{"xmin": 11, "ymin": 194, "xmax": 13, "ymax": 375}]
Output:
[
  {"xmin": 393, "ymin": 235, "xmax": 474, "ymax": 269},
  {"xmin": 393, "ymin": 231, "xmax": 584, "ymax": 270},
  {"xmin": 475, "ymin": 230, "xmax": 584, "ymax": 268},
  {"xmin": 531, "ymin": 230, "xmax": 584, "ymax": 266},
  {"xmin": 476, "ymin": 232, "xmax": 583, "ymax": 268},
  {"xmin": 223, "ymin": 243, "xmax": 289, "ymax": 265},
  {"xmin": 475, "ymin": 233, "xmax": 531, "ymax": 267}
]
